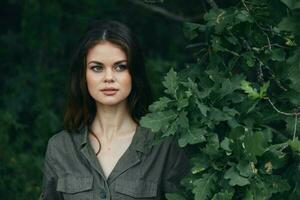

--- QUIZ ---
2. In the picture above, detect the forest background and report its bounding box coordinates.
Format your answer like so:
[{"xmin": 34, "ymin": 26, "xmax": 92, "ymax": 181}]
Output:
[{"xmin": 1, "ymin": 0, "xmax": 300, "ymax": 199}]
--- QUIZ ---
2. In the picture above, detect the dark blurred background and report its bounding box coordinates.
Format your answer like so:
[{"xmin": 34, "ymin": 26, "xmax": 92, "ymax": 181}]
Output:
[{"xmin": 0, "ymin": 0, "xmax": 204, "ymax": 199}]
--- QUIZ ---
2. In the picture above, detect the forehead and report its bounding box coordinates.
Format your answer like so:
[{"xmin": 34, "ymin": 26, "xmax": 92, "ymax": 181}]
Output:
[{"xmin": 86, "ymin": 41, "xmax": 127, "ymax": 63}]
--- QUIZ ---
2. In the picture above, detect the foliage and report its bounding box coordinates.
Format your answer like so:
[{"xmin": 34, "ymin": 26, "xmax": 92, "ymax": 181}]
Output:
[{"xmin": 141, "ymin": 0, "xmax": 300, "ymax": 199}]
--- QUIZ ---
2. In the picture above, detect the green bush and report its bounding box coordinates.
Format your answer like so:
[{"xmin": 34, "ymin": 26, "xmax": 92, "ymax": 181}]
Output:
[{"xmin": 141, "ymin": 0, "xmax": 300, "ymax": 199}]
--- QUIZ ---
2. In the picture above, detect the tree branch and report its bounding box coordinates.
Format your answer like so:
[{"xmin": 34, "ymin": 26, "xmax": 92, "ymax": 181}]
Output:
[
  {"xmin": 127, "ymin": 0, "xmax": 194, "ymax": 22},
  {"xmin": 265, "ymin": 97, "xmax": 300, "ymax": 116}
]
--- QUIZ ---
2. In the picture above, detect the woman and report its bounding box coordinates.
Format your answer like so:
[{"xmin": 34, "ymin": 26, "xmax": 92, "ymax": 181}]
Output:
[{"xmin": 39, "ymin": 20, "xmax": 189, "ymax": 200}]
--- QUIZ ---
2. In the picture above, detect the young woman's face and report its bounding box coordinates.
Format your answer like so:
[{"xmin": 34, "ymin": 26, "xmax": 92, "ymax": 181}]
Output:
[{"xmin": 86, "ymin": 41, "xmax": 132, "ymax": 107}]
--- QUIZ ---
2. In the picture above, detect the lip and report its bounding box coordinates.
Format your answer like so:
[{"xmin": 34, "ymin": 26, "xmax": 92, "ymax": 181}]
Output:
[
  {"xmin": 101, "ymin": 87, "xmax": 118, "ymax": 91},
  {"xmin": 100, "ymin": 88, "xmax": 118, "ymax": 95}
]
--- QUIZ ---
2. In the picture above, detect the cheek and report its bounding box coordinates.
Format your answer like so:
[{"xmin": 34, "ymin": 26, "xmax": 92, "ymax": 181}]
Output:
[
  {"xmin": 86, "ymin": 72, "xmax": 99, "ymax": 92},
  {"xmin": 123, "ymin": 74, "xmax": 132, "ymax": 92}
]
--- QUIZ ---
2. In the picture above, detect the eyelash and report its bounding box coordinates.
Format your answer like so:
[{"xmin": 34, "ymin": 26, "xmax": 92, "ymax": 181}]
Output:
[
  {"xmin": 91, "ymin": 66, "xmax": 103, "ymax": 72},
  {"xmin": 90, "ymin": 64, "xmax": 127, "ymax": 72},
  {"xmin": 115, "ymin": 64, "xmax": 127, "ymax": 71}
]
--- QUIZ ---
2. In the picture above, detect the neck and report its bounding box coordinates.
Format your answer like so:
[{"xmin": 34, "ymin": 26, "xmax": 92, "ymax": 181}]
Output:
[{"xmin": 90, "ymin": 102, "xmax": 137, "ymax": 142}]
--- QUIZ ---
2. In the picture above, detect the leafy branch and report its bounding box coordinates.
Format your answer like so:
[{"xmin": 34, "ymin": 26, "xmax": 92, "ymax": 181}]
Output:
[{"xmin": 142, "ymin": 1, "xmax": 300, "ymax": 199}]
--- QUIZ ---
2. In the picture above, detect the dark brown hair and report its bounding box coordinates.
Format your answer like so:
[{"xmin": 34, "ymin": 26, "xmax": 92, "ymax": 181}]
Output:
[{"xmin": 64, "ymin": 20, "xmax": 153, "ymax": 132}]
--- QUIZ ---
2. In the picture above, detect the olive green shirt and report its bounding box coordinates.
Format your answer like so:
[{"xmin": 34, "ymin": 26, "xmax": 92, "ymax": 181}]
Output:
[{"xmin": 39, "ymin": 126, "xmax": 190, "ymax": 200}]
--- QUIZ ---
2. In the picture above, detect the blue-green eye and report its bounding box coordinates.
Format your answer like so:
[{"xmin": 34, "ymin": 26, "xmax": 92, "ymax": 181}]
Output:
[
  {"xmin": 115, "ymin": 64, "xmax": 127, "ymax": 71},
  {"xmin": 91, "ymin": 66, "xmax": 103, "ymax": 72}
]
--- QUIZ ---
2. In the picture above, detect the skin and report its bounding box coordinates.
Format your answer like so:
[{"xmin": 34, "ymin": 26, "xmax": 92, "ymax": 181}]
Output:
[{"xmin": 85, "ymin": 41, "xmax": 137, "ymax": 178}]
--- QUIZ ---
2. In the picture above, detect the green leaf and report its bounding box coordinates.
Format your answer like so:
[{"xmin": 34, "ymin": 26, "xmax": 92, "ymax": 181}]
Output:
[
  {"xmin": 280, "ymin": 0, "xmax": 300, "ymax": 9},
  {"xmin": 211, "ymin": 36, "xmax": 225, "ymax": 52},
  {"xmin": 209, "ymin": 107, "xmax": 232, "ymax": 122},
  {"xmin": 246, "ymin": 100, "xmax": 260, "ymax": 113},
  {"xmin": 225, "ymin": 35, "xmax": 238, "ymax": 45},
  {"xmin": 220, "ymin": 137, "xmax": 231, "ymax": 152},
  {"xmin": 278, "ymin": 17, "xmax": 299, "ymax": 33},
  {"xmin": 149, "ymin": 97, "xmax": 173, "ymax": 112},
  {"xmin": 229, "ymin": 126, "xmax": 245, "ymax": 158},
  {"xmin": 261, "ymin": 149, "xmax": 288, "ymax": 170},
  {"xmin": 289, "ymin": 137, "xmax": 300, "ymax": 152},
  {"xmin": 271, "ymin": 49, "xmax": 286, "ymax": 61},
  {"xmin": 183, "ymin": 22, "xmax": 205, "ymax": 40},
  {"xmin": 165, "ymin": 193, "xmax": 186, "ymax": 200},
  {"xmin": 204, "ymin": 9, "xmax": 225, "ymax": 27},
  {"xmin": 162, "ymin": 119, "xmax": 178, "ymax": 137},
  {"xmin": 243, "ymin": 189, "xmax": 255, "ymax": 200},
  {"xmin": 229, "ymin": 126, "xmax": 245, "ymax": 140},
  {"xmin": 191, "ymin": 154, "xmax": 210, "ymax": 174},
  {"xmin": 177, "ymin": 97, "xmax": 189, "ymax": 110},
  {"xmin": 285, "ymin": 116, "xmax": 300, "ymax": 136},
  {"xmin": 211, "ymin": 190, "xmax": 234, "ymax": 200},
  {"xmin": 250, "ymin": 175, "xmax": 291, "ymax": 198},
  {"xmin": 181, "ymin": 78, "xmax": 206, "ymax": 101},
  {"xmin": 259, "ymin": 82, "xmax": 269, "ymax": 98},
  {"xmin": 205, "ymin": 68, "xmax": 224, "ymax": 83},
  {"xmin": 223, "ymin": 106, "xmax": 239, "ymax": 117},
  {"xmin": 177, "ymin": 111, "xmax": 189, "ymax": 129},
  {"xmin": 163, "ymin": 68, "xmax": 179, "ymax": 97},
  {"xmin": 287, "ymin": 48, "xmax": 300, "ymax": 66},
  {"xmin": 240, "ymin": 80, "xmax": 260, "ymax": 99},
  {"xmin": 236, "ymin": 10, "xmax": 253, "ymax": 22},
  {"xmin": 242, "ymin": 52, "xmax": 255, "ymax": 67},
  {"xmin": 266, "ymin": 175, "xmax": 290, "ymax": 194},
  {"xmin": 219, "ymin": 75, "xmax": 244, "ymax": 98},
  {"xmin": 193, "ymin": 173, "xmax": 218, "ymax": 200},
  {"xmin": 178, "ymin": 128, "xmax": 206, "ymax": 147},
  {"xmin": 140, "ymin": 110, "xmax": 177, "ymax": 132},
  {"xmin": 236, "ymin": 161, "xmax": 254, "ymax": 177},
  {"xmin": 203, "ymin": 134, "xmax": 220, "ymax": 157},
  {"xmin": 224, "ymin": 166, "xmax": 250, "ymax": 186},
  {"xmin": 244, "ymin": 132, "xmax": 268, "ymax": 160},
  {"xmin": 196, "ymin": 101, "xmax": 209, "ymax": 117},
  {"xmin": 287, "ymin": 52, "xmax": 300, "ymax": 93}
]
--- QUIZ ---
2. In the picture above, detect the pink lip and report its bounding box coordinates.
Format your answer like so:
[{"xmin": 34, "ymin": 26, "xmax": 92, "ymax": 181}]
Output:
[
  {"xmin": 100, "ymin": 88, "xmax": 118, "ymax": 95},
  {"xmin": 101, "ymin": 88, "xmax": 118, "ymax": 91}
]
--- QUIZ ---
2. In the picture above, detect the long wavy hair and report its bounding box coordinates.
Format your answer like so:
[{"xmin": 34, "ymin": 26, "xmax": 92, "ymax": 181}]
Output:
[{"xmin": 64, "ymin": 20, "xmax": 153, "ymax": 132}]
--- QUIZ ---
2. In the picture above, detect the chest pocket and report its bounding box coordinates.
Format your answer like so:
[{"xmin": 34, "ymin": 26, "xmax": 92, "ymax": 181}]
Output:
[
  {"xmin": 115, "ymin": 179, "xmax": 158, "ymax": 199},
  {"xmin": 56, "ymin": 175, "xmax": 93, "ymax": 200}
]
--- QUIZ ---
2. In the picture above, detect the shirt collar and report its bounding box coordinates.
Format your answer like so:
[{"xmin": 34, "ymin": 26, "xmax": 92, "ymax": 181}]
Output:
[
  {"xmin": 78, "ymin": 125, "xmax": 153, "ymax": 154},
  {"xmin": 79, "ymin": 126, "xmax": 88, "ymax": 147}
]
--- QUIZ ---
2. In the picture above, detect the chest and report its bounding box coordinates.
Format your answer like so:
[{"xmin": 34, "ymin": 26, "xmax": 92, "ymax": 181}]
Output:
[{"xmin": 91, "ymin": 137, "xmax": 133, "ymax": 178}]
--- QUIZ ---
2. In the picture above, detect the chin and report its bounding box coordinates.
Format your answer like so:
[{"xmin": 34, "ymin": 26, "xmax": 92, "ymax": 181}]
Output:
[
  {"xmin": 97, "ymin": 99, "xmax": 128, "ymax": 107},
  {"xmin": 101, "ymin": 102, "xmax": 121, "ymax": 106}
]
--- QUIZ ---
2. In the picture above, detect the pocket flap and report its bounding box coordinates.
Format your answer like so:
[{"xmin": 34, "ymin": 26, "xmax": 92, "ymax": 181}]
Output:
[
  {"xmin": 57, "ymin": 175, "xmax": 93, "ymax": 194},
  {"xmin": 115, "ymin": 179, "xmax": 157, "ymax": 198}
]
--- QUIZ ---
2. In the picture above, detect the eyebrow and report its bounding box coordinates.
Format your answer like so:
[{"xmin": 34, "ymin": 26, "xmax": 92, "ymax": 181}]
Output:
[{"xmin": 87, "ymin": 60, "xmax": 127, "ymax": 65}]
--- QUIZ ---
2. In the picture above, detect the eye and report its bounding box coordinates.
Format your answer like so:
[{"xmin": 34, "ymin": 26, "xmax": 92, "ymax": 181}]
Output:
[
  {"xmin": 114, "ymin": 63, "xmax": 127, "ymax": 72},
  {"xmin": 91, "ymin": 65, "xmax": 103, "ymax": 72}
]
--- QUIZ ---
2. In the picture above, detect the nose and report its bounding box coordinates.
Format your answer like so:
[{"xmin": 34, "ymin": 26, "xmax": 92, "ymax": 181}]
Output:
[{"xmin": 104, "ymin": 68, "xmax": 115, "ymax": 83}]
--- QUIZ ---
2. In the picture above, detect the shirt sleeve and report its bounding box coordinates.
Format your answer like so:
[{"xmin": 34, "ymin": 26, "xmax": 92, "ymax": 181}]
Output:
[
  {"xmin": 39, "ymin": 140, "xmax": 63, "ymax": 200},
  {"xmin": 162, "ymin": 138, "xmax": 190, "ymax": 193}
]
